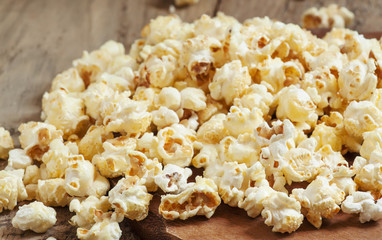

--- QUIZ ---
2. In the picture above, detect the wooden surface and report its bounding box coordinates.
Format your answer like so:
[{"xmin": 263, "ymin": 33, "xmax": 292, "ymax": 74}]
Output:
[{"xmin": 2, "ymin": 0, "xmax": 382, "ymax": 239}]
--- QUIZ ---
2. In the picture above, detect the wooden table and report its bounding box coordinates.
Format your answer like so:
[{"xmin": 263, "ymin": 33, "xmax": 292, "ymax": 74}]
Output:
[{"xmin": 1, "ymin": 0, "xmax": 382, "ymax": 239}]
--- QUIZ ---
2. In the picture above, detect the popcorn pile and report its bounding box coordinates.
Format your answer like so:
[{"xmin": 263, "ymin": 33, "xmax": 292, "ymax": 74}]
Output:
[{"xmin": 2, "ymin": 11, "xmax": 382, "ymax": 238}]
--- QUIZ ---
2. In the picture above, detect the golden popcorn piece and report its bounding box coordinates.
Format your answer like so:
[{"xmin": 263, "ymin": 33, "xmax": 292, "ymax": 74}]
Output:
[
  {"xmin": 0, "ymin": 169, "xmax": 28, "ymax": 212},
  {"xmin": 159, "ymin": 176, "xmax": 221, "ymax": 220},
  {"xmin": 0, "ymin": 127, "xmax": 14, "ymax": 159},
  {"xmin": 302, "ymin": 4, "xmax": 354, "ymax": 29}
]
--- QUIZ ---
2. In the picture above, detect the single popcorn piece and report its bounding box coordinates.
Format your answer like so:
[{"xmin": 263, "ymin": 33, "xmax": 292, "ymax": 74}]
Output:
[
  {"xmin": 12, "ymin": 201, "xmax": 57, "ymax": 233},
  {"xmin": 77, "ymin": 218, "xmax": 122, "ymax": 240},
  {"xmin": 50, "ymin": 68, "xmax": 85, "ymax": 93},
  {"xmin": 275, "ymin": 86, "xmax": 318, "ymax": 128},
  {"xmin": 37, "ymin": 178, "xmax": 72, "ymax": 207},
  {"xmin": 78, "ymin": 125, "xmax": 113, "ymax": 161},
  {"xmin": 239, "ymin": 185, "xmax": 274, "ymax": 218},
  {"xmin": 180, "ymin": 87, "xmax": 207, "ymax": 111},
  {"xmin": 42, "ymin": 89, "xmax": 89, "ymax": 137},
  {"xmin": 233, "ymin": 83, "xmax": 273, "ymax": 116},
  {"xmin": 0, "ymin": 127, "xmax": 14, "ymax": 159},
  {"xmin": 338, "ymin": 59, "xmax": 377, "ymax": 101},
  {"xmin": 154, "ymin": 164, "xmax": 192, "ymax": 193},
  {"xmin": 69, "ymin": 196, "xmax": 113, "ymax": 229},
  {"xmin": 138, "ymin": 55, "xmax": 177, "ymax": 88},
  {"xmin": 154, "ymin": 87, "xmax": 181, "ymax": 110},
  {"xmin": 159, "ymin": 176, "xmax": 221, "ymax": 220},
  {"xmin": 302, "ymin": 4, "xmax": 354, "ymax": 29},
  {"xmin": 82, "ymin": 82, "xmax": 115, "ymax": 120},
  {"xmin": 157, "ymin": 123, "xmax": 196, "ymax": 167},
  {"xmin": 108, "ymin": 176, "xmax": 152, "ymax": 221},
  {"xmin": 152, "ymin": 106, "xmax": 180, "ymax": 129},
  {"xmin": 291, "ymin": 176, "xmax": 345, "ymax": 228},
  {"xmin": 23, "ymin": 165, "xmax": 41, "ymax": 185},
  {"xmin": 360, "ymin": 127, "xmax": 382, "ymax": 160},
  {"xmin": 65, "ymin": 155, "xmax": 110, "ymax": 197},
  {"xmin": 224, "ymin": 106, "xmax": 263, "ymax": 138},
  {"xmin": 0, "ymin": 169, "xmax": 28, "ymax": 212},
  {"xmin": 196, "ymin": 113, "xmax": 228, "ymax": 144},
  {"xmin": 341, "ymin": 191, "xmax": 382, "ymax": 223},
  {"xmin": 261, "ymin": 190, "xmax": 304, "ymax": 233},
  {"xmin": 7, "ymin": 149, "xmax": 32, "ymax": 170},
  {"xmin": 344, "ymin": 100, "xmax": 382, "ymax": 139},
  {"xmin": 18, "ymin": 121, "xmax": 63, "ymax": 161},
  {"xmin": 209, "ymin": 60, "xmax": 251, "ymax": 105}
]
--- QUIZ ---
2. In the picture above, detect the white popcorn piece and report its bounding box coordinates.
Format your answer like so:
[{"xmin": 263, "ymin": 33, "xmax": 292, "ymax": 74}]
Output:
[
  {"xmin": 344, "ymin": 100, "xmax": 382, "ymax": 138},
  {"xmin": 155, "ymin": 164, "xmax": 192, "ymax": 193},
  {"xmin": 138, "ymin": 55, "xmax": 177, "ymax": 88},
  {"xmin": 302, "ymin": 4, "xmax": 354, "ymax": 29},
  {"xmin": 239, "ymin": 185, "xmax": 273, "ymax": 218},
  {"xmin": 261, "ymin": 190, "xmax": 304, "ymax": 233},
  {"xmin": 136, "ymin": 132, "xmax": 160, "ymax": 159},
  {"xmin": 152, "ymin": 106, "xmax": 180, "ymax": 129},
  {"xmin": 311, "ymin": 112, "xmax": 344, "ymax": 152},
  {"xmin": 50, "ymin": 68, "xmax": 85, "ymax": 93},
  {"xmin": 197, "ymin": 95, "xmax": 225, "ymax": 124},
  {"xmin": 69, "ymin": 196, "xmax": 113, "ymax": 229},
  {"xmin": 7, "ymin": 149, "xmax": 32, "ymax": 170},
  {"xmin": 41, "ymin": 139, "xmax": 75, "ymax": 179},
  {"xmin": 65, "ymin": 155, "xmax": 110, "ymax": 197},
  {"xmin": 194, "ymin": 13, "xmax": 239, "ymax": 41},
  {"xmin": 354, "ymin": 161, "xmax": 382, "ymax": 196},
  {"xmin": 291, "ymin": 176, "xmax": 345, "ymax": 228},
  {"xmin": 155, "ymin": 87, "xmax": 181, "ymax": 110},
  {"xmin": 196, "ymin": 113, "xmax": 227, "ymax": 144},
  {"xmin": 360, "ymin": 127, "xmax": 382, "ymax": 160},
  {"xmin": 0, "ymin": 127, "xmax": 14, "ymax": 159},
  {"xmin": 23, "ymin": 165, "xmax": 41, "ymax": 185},
  {"xmin": 42, "ymin": 89, "xmax": 89, "ymax": 137},
  {"xmin": 224, "ymin": 106, "xmax": 263, "ymax": 138},
  {"xmin": 74, "ymin": 40, "xmax": 125, "ymax": 86},
  {"xmin": 192, "ymin": 143, "xmax": 218, "ymax": 168},
  {"xmin": 180, "ymin": 87, "xmax": 207, "ymax": 111},
  {"xmin": 12, "ymin": 201, "xmax": 57, "ymax": 233},
  {"xmin": 18, "ymin": 121, "xmax": 63, "ymax": 161},
  {"xmin": 342, "ymin": 191, "xmax": 382, "ymax": 223},
  {"xmin": 157, "ymin": 124, "xmax": 196, "ymax": 167},
  {"xmin": 101, "ymin": 92, "xmax": 152, "ymax": 137},
  {"xmin": 82, "ymin": 82, "xmax": 115, "ymax": 120},
  {"xmin": 275, "ymin": 86, "xmax": 318, "ymax": 128},
  {"xmin": 159, "ymin": 176, "xmax": 221, "ymax": 220},
  {"xmin": 209, "ymin": 60, "xmax": 251, "ymax": 105},
  {"xmin": 77, "ymin": 218, "xmax": 122, "ymax": 240},
  {"xmin": 338, "ymin": 59, "xmax": 377, "ymax": 101},
  {"xmin": 233, "ymin": 83, "xmax": 273, "ymax": 116},
  {"xmin": 37, "ymin": 178, "xmax": 72, "ymax": 207},
  {"xmin": 108, "ymin": 176, "xmax": 152, "ymax": 221},
  {"xmin": 0, "ymin": 169, "xmax": 27, "ymax": 212}
]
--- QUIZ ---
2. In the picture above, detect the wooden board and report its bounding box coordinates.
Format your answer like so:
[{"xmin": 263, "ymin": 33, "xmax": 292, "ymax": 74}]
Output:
[{"xmin": 2, "ymin": 0, "xmax": 382, "ymax": 239}]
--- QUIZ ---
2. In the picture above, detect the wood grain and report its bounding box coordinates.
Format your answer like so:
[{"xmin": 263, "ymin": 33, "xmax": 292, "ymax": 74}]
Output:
[{"xmin": 1, "ymin": 0, "xmax": 382, "ymax": 239}]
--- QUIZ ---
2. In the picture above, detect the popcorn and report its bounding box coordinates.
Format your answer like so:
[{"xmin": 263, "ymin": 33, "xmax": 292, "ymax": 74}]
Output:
[
  {"xmin": 341, "ymin": 191, "xmax": 382, "ymax": 223},
  {"xmin": 138, "ymin": 55, "xmax": 177, "ymax": 88},
  {"xmin": 108, "ymin": 176, "xmax": 152, "ymax": 221},
  {"xmin": 157, "ymin": 124, "xmax": 196, "ymax": 167},
  {"xmin": 344, "ymin": 100, "xmax": 382, "ymax": 138},
  {"xmin": 0, "ymin": 169, "xmax": 27, "ymax": 212},
  {"xmin": 180, "ymin": 87, "xmax": 207, "ymax": 111},
  {"xmin": 209, "ymin": 60, "xmax": 251, "ymax": 105},
  {"xmin": 65, "ymin": 155, "xmax": 110, "ymax": 197},
  {"xmin": 291, "ymin": 176, "xmax": 345, "ymax": 228},
  {"xmin": 50, "ymin": 68, "xmax": 85, "ymax": 93},
  {"xmin": 159, "ymin": 176, "xmax": 221, "ymax": 220},
  {"xmin": 155, "ymin": 87, "xmax": 181, "ymax": 110},
  {"xmin": 37, "ymin": 178, "xmax": 72, "ymax": 207},
  {"xmin": 360, "ymin": 127, "xmax": 382, "ymax": 160},
  {"xmin": 338, "ymin": 59, "xmax": 377, "ymax": 101},
  {"xmin": 302, "ymin": 4, "xmax": 354, "ymax": 29},
  {"xmin": 154, "ymin": 164, "xmax": 192, "ymax": 193},
  {"xmin": 69, "ymin": 196, "xmax": 113, "ymax": 229},
  {"xmin": 18, "ymin": 122, "xmax": 63, "ymax": 160},
  {"xmin": 23, "ymin": 165, "xmax": 41, "ymax": 185},
  {"xmin": 233, "ymin": 83, "xmax": 273, "ymax": 115},
  {"xmin": 78, "ymin": 125, "xmax": 113, "ymax": 161},
  {"xmin": 12, "ymin": 201, "xmax": 56, "ymax": 233},
  {"xmin": 0, "ymin": 127, "xmax": 14, "ymax": 159},
  {"xmin": 41, "ymin": 139, "xmax": 75, "ymax": 178},
  {"xmin": 7, "ymin": 149, "xmax": 32, "ymax": 170},
  {"xmin": 196, "ymin": 113, "xmax": 228, "ymax": 144},
  {"xmin": 152, "ymin": 106, "xmax": 180, "ymax": 129},
  {"xmin": 77, "ymin": 218, "xmax": 122, "ymax": 240},
  {"xmin": 275, "ymin": 86, "xmax": 318, "ymax": 128},
  {"xmin": 82, "ymin": 82, "xmax": 115, "ymax": 120},
  {"xmin": 224, "ymin": 106, "xmax": 263, "ymax": 138}
]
